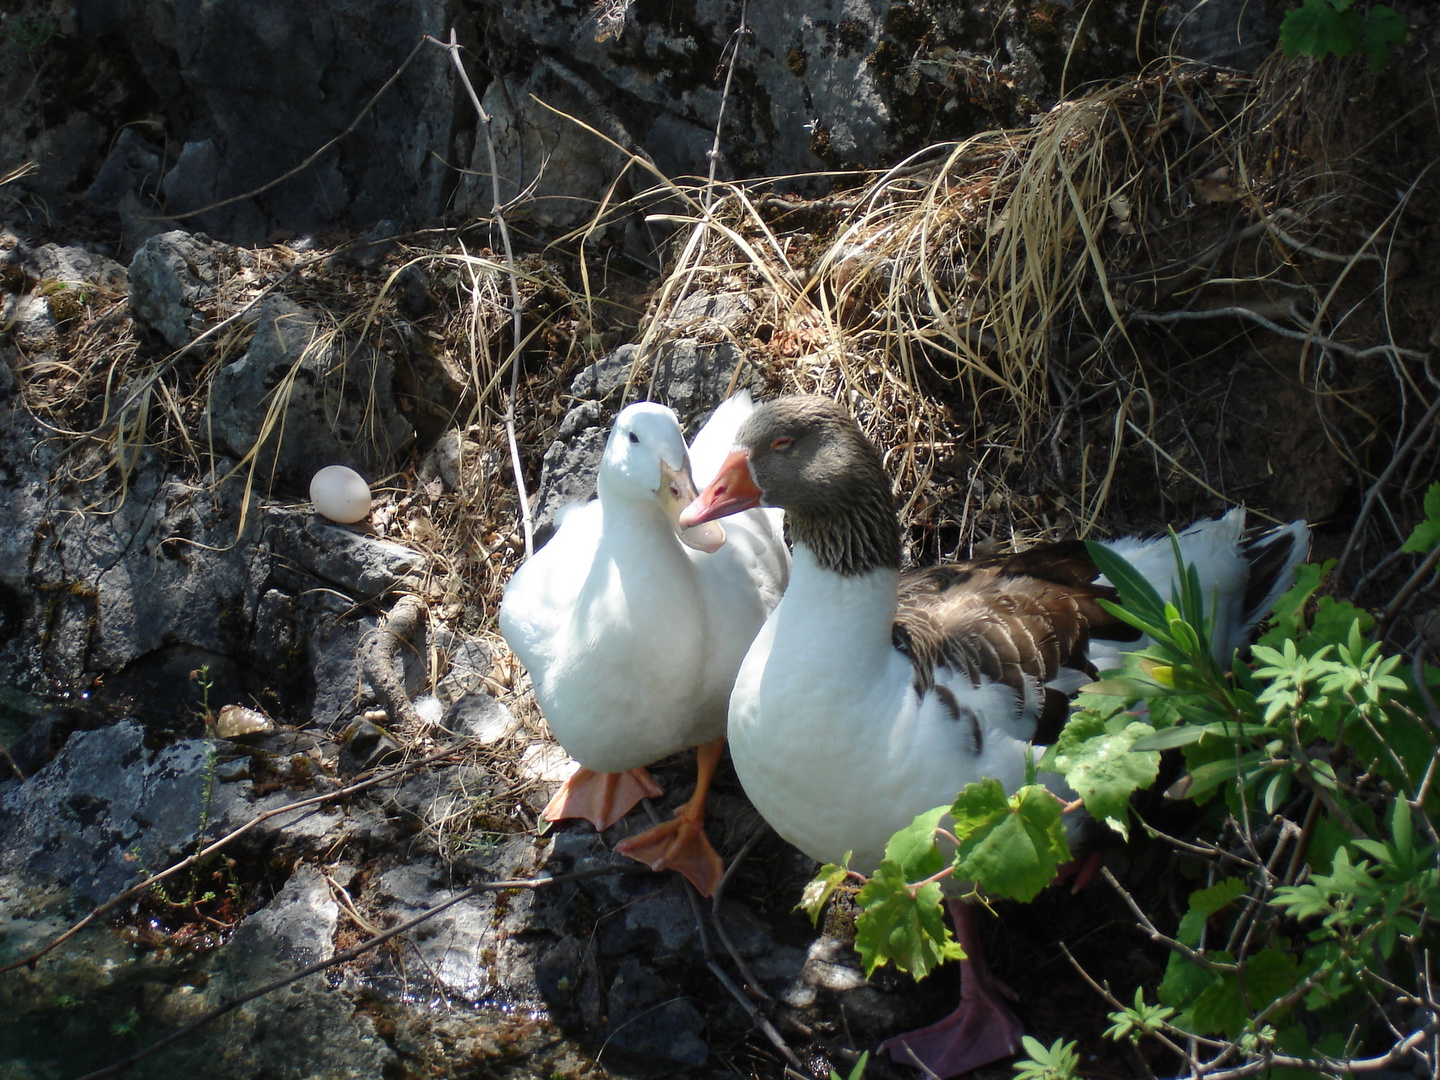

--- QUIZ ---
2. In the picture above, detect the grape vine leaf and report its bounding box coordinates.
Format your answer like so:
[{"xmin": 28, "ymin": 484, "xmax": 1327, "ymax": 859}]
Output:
[
  {"xmin": 949, "ymin": 779, "xmax": 1070, "ymax": 902},
  {"xmin": 884, "ymin": 805, "xmax": 948, "ymax": 880},
  {"xmin": 854, "ymin": 860, "xmax": 962, "ymax": 978},
  {"xmin": 800, "ymin": 857, "xmax": 852, "ymax": 925},
  {"xmin": 1359, "ymin": 5, "xmax": 1407, "ymax": 70},
  {"xmin": 1280, "ymin": 0, "xmax": 1362, "ymax": 60},
  {"xmin": 1040, "ymin": 709, "xmax": 1159, "ymax": 838}
]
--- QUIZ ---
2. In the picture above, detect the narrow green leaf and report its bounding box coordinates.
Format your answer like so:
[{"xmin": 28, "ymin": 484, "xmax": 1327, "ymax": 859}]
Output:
[
  {"xmin": 1087, "ymin": 541, "xmax": 1167, "ymax": 624},
  {"xmin": 1389, "ymin": 798, "xmax": 1412, "ymax": 859},
  {"xmin": 1131, "ymin": 724, "xmax": 1222, "ymax": 751}
]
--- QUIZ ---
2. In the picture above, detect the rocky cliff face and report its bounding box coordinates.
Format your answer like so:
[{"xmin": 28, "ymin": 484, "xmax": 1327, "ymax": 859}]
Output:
[{"xmin": 5, "ymin": 0, "xmax": 1276, "ymax": 247}]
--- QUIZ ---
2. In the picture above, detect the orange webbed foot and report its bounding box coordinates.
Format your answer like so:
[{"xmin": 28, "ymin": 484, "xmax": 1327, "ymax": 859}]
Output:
[
  {"xmin": 615, "ymin": 812, "xmax": 725, "ymax": 896},
  {"xmin": 542, "ymin": 766, "xmax": 663, "ymax": 832}
]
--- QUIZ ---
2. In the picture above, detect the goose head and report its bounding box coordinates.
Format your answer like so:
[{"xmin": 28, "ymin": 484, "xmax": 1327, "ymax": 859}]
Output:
[
  {"xmin": 602, "ymin": 402, "xmax": 726, "ymax": 553},
  {"xmin": 680, "ymin": 396, "xmax": 900, "ymax": 574}
]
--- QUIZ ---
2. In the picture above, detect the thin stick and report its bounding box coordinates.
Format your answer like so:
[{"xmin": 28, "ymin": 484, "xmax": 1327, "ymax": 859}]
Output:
[
  {"xmin": 436, "ymin": 29, "xmax": 533, "ymax": 558},
  {"xmin": 1335, "ymin": 390, "xmax": 1440, "ymax": 581}
]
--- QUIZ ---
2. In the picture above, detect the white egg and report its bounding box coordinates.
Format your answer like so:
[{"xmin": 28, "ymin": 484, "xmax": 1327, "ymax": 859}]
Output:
[{"xmin": 310, "ymin": 464, "xmax": 372, "ymax": 523}]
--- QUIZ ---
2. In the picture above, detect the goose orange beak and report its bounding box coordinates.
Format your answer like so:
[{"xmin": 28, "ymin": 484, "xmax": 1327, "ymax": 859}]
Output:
[{"xmin": 680, "ymin": 449, "xmax": 762, "ymax": 526}]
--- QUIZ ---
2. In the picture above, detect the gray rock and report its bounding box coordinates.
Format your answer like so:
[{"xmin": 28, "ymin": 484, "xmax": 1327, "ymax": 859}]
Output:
[
  {"xmin": 0, "ymin": 720, "xmax": 230, "ymax": 904},
  {"xmin": 304, "ymin": 596, "xmax": 376, "ymax": 725},
  {"xmin": 229, "ymin": 863, "xmax": 339, "ymax": 964},
  {"xmin": 571, "ymin": 346, "xmax": 640, "ymax": 402},
  {"xmin": 373, "ymin": 861, "xmax": 501, "ymax": 998},
  {"xmin": 339, "ymin": 717, "xmax": 404, "ymax": 771},
  {"xmin": 1161, "ymin": 0, "xmax": 1281, "ymax": 72},
  {"xmin": 531, "ymin": 420, "xmax": 607, "ymax": 540},
  {"xmin": 204, "ymin": 294, "xmax": 414, "ymax": 492},
  {"xmin": 604, "ymin": 955, "xmax": 709, "ymax": 1066},
  {"xmin": 333, "ymin": 219, "xmax": 402, "ymax": 270},
  {"xmin": 419, "ymin": 429, "xmax": 490, "ymax": 493},
  {"xmin": 0, "ymin": 295, "xmax": 57, "ymax": 344},
  {"xmin": 650, "ymin": 337, "xmax": 757, "ymax": 416},
  {"xmin": 77, "ymin": 0, "xmax": 455, "ymax": 244},
  {"xmin": 85, "ymin": 128, "xmax": 168, "ymax": 209},
  {"xmin": 128, "ymin": 230, "xmax": 233, "ymax": 348},
  {"xmin": 266, "ymin": 508, "xmax": 424, "ymax": 598},
  {"xmin": 161, "ymin": 139, "xmax": 245, "ymax": 237},
  {"xmin": 31, "ymin": 243, "xmax": 129, "ymax": 294},
  {"xmin": 455, "ymin": 63, "xmax": 637, "ymax": 232},
  {"xmin": 432, "ymin": 632, "xmax": 496, "ymax": 706},
  {"xmin": 480, "ymin": 1, "xmax": 894, "ymax": 192},
  {"xmin": 14, "ymin": 468, "xmax": 272, "ymax": 690}
]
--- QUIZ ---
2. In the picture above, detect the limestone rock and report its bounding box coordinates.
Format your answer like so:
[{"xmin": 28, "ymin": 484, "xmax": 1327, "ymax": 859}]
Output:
[{"xmin": 204, "ymin": 294, "xmax": 414, "ymax": 491}]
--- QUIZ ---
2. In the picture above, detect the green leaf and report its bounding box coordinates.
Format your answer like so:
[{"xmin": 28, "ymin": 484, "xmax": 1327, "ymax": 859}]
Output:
[
  {"xmin": 854, "ymin": 861, "xmax": 964, "ymax": 978},
  {"xmin": 1131, "ymin": 722, "xmax": 1228, "ymax": 751},
  {"xmin": 1191, "ymin": 876, "xmax": 1247, "ymax": 916},
  {"xmin": 1242, "ymin": 948, "xmax": 1300, "ymax": 1014},
  {"xmin": 950, "ymin": 780, "xmax": 1071, "ymax": 902},
  {"xmin": 1179, "ymin": 749, "xmax": 1268, "ymax": 803},
  {"xmin": 1260, "ymin": 561, "xmax": 1328, "ymax": 647},
  {"xmin": 1159, "ymin": 948, "xmax": 1218, "ymax": 1009},
  {"xmin": 1191, "ymin": 964, "xmax": 1246, "ymax": 1037},
  {"xmin": 829, "ymin": 1050, "xmax": 869, "ymax": 1080},
  {"xmin": 800, "ymin": 859, "xmax": 852, "ymax": 925},
  {"xmin": 1280, "ymin": 0, "xmax": 1364, "ymax": 60},
  {"xmin": 1087, "ymin": 541, "xmax": 1167, "ymax": 627},
  {"xmin": 1013, "ymin": 1036, "xmax": 1080, "ymax": 1080},
  {"xmin": 1360, "ymin": 5, "xmax": 1407, "ymax": 70},
  {"xmin": 884, "ymin": 806, "xmax": 948, "ymax": 881},
  {"xmin": 1401, "ymin": 482, "xmax": 1440, "ymax": 554},
  {"xmin": 1044, "ymin": 710, "xmax": 1160, "ymax": 837}
]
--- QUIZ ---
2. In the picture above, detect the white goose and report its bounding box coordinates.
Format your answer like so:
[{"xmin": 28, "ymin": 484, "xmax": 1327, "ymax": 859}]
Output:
[
  {"xmin": 679, "ymin": 395, "xmax": 1308, "ymax": 1076},
  {"xmin": 499, "ymin": 394, "xmax": 789, "ymax": 895}
]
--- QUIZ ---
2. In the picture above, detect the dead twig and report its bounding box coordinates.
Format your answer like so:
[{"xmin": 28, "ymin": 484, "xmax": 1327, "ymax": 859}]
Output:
[{"xmin": 435, "ymin": 28, "xmax": 534, "ymax": 558}]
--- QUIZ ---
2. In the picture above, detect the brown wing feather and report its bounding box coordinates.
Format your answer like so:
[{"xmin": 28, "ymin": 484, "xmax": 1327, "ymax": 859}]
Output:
[{"xmin": 892, "ymin": 541, "xmax": 1139, "ymax": 703}]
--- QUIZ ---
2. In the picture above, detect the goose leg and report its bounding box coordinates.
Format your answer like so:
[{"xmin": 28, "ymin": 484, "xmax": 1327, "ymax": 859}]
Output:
[
  {"xmin": 614, "ymin": 737, "xmax": 726, "ymax": 896},
  {"xmin": 542, "ymin": 766, "xmax": 664, "ymax": 832},
  {"xmin": 878, "ymin": 898, "xmax": 1024, "ymax": 1078}
]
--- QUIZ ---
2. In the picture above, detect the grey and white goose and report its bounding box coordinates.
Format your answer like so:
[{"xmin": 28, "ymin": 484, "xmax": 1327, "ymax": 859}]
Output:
[{"xmin": 679, "ymin": 395, "xmax": 1308, "ymax": 1078}]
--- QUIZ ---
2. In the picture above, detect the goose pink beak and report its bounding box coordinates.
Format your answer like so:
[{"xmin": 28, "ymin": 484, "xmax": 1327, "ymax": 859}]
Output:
[{"xmin": 680, "ymin": 449, "xmax": 763, "ymax": 526}]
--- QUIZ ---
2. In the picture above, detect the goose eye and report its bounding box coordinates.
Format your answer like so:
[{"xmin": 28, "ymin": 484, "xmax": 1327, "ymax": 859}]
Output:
[
  {"xmin": 628, "ymin": 431, "xmax": 640, "ymax": 444},
  {"xmin": 770, "ymin": 436, "xmax": 794, "ymax": 451}
]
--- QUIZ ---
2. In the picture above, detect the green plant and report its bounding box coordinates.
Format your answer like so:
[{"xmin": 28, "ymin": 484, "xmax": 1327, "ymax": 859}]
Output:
[
  {"xmin": 829, "ymin": 1050, "xmax": 869, "ymax": 1080},
  {"xmin": 1279, "ymin": 0, "xmax": 1407, "ymax": 71},
  {"xmin": 805, "ymin": 508, "xmax": 1440, "ymax": 1074},
  {"xmin": 190, "ymin": 665, "xmax": 215, "ymax": 729},
  {"xmin": 1012, "ymin": 1036, "xmax": 1079, "ymax": 1080}
]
